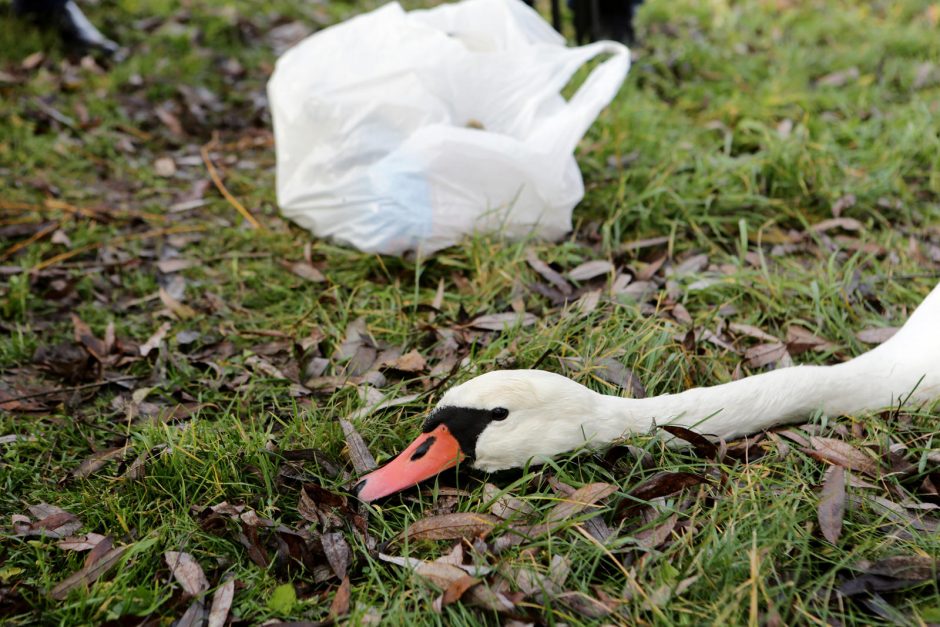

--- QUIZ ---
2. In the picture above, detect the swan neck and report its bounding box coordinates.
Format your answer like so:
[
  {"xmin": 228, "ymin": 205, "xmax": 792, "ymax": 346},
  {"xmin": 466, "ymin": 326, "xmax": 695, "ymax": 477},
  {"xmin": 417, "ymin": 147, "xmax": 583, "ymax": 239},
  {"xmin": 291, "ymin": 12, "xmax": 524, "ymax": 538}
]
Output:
[{"xmin": 594, "ymin": 363, "xmax": 872, "ymax": 442}]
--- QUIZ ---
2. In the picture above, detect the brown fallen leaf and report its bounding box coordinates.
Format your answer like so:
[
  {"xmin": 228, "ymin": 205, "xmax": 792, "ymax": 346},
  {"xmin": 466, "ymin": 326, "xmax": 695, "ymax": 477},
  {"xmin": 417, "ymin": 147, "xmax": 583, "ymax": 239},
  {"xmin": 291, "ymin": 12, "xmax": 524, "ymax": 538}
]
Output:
[
  {"xmin": 831, "ymin": 193, "xmax": 856, "ymax": 216},
  {"xmin": 379, "ymin": 553, "xmax": 466, "ymax": 587},
  {"xmin": 391, "ymin": 349, "xmax": 427, "ymax": 373},
  {"xmin": 810, "ymin": 217, "xmax": 863, "ymax": 233},
  {"xmin": 56, "ymin": 532, "xmax": 108, "ymax": 552},
  {"xmin": 322, "ymin": 532, "xmax": 351, "ymax": 580},
  {"xmin": 556, "ymin": 590, "xmax": 614, "ymax": 618},
  {"xmin": 633, "ymin": 514, "xmax": 678, "ymax": 551},
  {"xmin": 661, "ymin": 425, "xmax": 717, "ymax": 458},
  {"xmin": 176, "ymin": 599, "xmax": 206, "ymax": 627},
  {"xmin": 483, "ymin": 484, "xmax": 535, "ymax": 520},
  {"xmin": 468, "ymin": 312, "xmax": 537, "ymax": 331},
  {"xmin": 852, "ymin": 556, "xmax": 940, "ymax": 580},
  {"xmin": 855, "ymin": 327, "xmax": 899, "ymax": 345},
  {"xmin": 618, "ymin": 472, "xmax": 708, "ymax": 518},
  {"xmin": 72, "ymin": 444, "xmax": 130, "ymax": 479},
  {"xmin": 50, "ymin": 544, "xmax": 131, "ymax": 600},
  {"xmin": 71, "ymin": 314, "xmax": 107, "ymax": 360},
  {"xmin": 729, "ymin": 323, "xmax": 778, "ymax": 343},
  {"xmin": 526, "ymin": 250, "xmax": 572, "ymax": 295},
  {"xmin": 786, "ymin": 326, "xmax": 834, "ymax": 355},
  {"xmin": 156, "ymin": 258, "xmax": 195, "ymax": 274},
  {"xmin": 567, "ymin": 260, "xmax": 614, "ymax": 282},
  {"xmin": 815, "ymin": 66, "xmax": 859, "ymax": 87},
  {"xmin": 339, "ymin": 418, "xmax": 376, "ymax": 474},
  {"xmin": 17, "ymin": 504, "xmax": 82, "ymax": 538},
  {"xmin": 595, "ymin": 358, "xmax": 646, "ymax": 398},
  {"xmin": 745, "ymin": 342, "xmax": 788, "ymax": 368},
  {"xmin": 818, "ymin": 466, "xmax": 846, "ymax": 544},
  {"xmin": 207, "ymin": 578, "xmax": 235, "ymax": 627},
  {"xmin": 159, "ymin": 287, "xmax": 196, "ymax": 319},
  {"xmin": 285, "ymin": 260, "xmax": 326, "ymax": 283},
  {"xmin": 440, "ymin": 574, "xmax": 480, "ymax": 606},
  {"xmin": 807, "ymin": 437, "xmax": 880, "ymax": 477},
  {"xmin": 329, "ymin": 576, "xmax": 351, "ymax": 617},
  {"xmin": 85, "ymin": 535, "xmax": 114, "ymax": 569},
  {"xmin": 140, "ymin": 322, "xmax": 172, "ymax": 357},
  {"xmin": 547, "ymin": 483, "xmax": 617, "ymax": 523},
  {"xmin": 165, "ymin": 551, "xmax": 210, "ymax": 597},
  {"xmin": 395, "ymin": 513, "xmax": 501, "ymax": 543}
]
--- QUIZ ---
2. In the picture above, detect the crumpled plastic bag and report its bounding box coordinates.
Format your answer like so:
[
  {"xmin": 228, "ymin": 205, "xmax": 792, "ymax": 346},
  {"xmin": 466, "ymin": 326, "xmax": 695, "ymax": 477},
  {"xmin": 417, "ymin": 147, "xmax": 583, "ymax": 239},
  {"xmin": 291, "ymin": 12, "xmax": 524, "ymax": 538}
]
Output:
[{"xmin": 268, "ymin": 0, "xmax": 630, "ymax": 255}]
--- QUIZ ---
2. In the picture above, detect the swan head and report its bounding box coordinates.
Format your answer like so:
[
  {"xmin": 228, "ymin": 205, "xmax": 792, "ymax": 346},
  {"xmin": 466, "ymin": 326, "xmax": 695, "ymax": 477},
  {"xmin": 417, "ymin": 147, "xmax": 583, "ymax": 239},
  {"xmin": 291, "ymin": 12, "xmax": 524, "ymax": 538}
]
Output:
[{"xmin": 354, "ymin": 369, "xmax": 604, "ymax": 502}]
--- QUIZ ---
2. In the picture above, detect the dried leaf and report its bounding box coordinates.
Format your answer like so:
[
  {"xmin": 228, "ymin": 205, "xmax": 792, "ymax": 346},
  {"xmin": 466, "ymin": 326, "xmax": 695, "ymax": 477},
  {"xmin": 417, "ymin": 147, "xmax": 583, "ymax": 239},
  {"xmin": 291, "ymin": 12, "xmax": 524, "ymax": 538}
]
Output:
[
  {"xmin": 160, "ymin": 287, "xmax": 196, "ymax": 319},
  {"xmin": 853, "ymin": 556, "xmax": 940, "ymax": 580},
  {"xmin": 72, "ymin": 444, "xmax": 130, "ymax": 479},
  {"xmin": 619, "ymin": 472, "xmax": 708, "ymax": 517},
  {"xmin": 745, "ymin": 342, "xmax": 788, "ymax": 368},
  {"xmin": 208, "ymin": 579, "xmax": 235, "ymax": 627},
  {"xmin": 441, "ymin": 574, "xmax": 479, "ymax": 606},
  {"xmin": 286, "ymin": 260, "xmax": 326, "ymax": 283},
  {"xmin": 808, "ymin": 437, "xmax": 879, "ymax": 476},
  {"xmin": 154, "ymin": 157, "xmax": 177, "ymax": 177},
  {"xmin": 71, "ymin": 314, "xmax": 107, "ymax": 359},
  {"xmin": 816, "ymin": 66, "xmax": 859, "ymax": 87},
  {"xmin": 526, "ymin": 251, "xmax": 572, "ymax": 295},
  {"xmin": 329, "ymin": 576, "xmax": 351, "ymax": 617},
  {"xmin": 483, "ymin": 484, "xmax": 535, "ymax": 520},
  {"xmin": 810, "ymin": 217, "xmax": 863, "ymax": 233},
  {"xmin": 468, "ymin": 312, "xmax": 537, "ymax": 331},
  {"xmin": 174, "ymin": 600, "xmax": 204, "ymax": 627},
  {"xmin": 396, "ymin": 513, "xmax": 501, "ymax": 543},
  {"xmin": 339, "ymin": 418, "xmax": 376, "ymax": 473},
  {"xmin": 595, "ymin": 358, "xmax": 646, "ymax": 398},
  {"xmin": 729, "ymin": 323, "xmax": 778, "ymax": 343},
  {"xmin": 567, "ymin": 260, "xmax": 614, "ymax": 282},
  {"xmin": 322, "ymin": 532, "xmax": 351, "ymax": 580},
  {"xmin": 156, "ymin": 258, "xmax": 195, "ymax": 273},
  {"xmin": 56, "ymin": 533, "xmax": 107, "ymax": 552},
  {"xmin": 165, "ymin": 551, "xmax": 210, "ymax": 597},
  {"xmin": 818, "ymin": 466, "xmax": 846, "ymax": 544},
  {"xmin": 855, "ymin": 327, "xmax": 899, "ymax": 345},
  {"xmin": 661, "ymin": 425, "xmax": 717, "ymax": 458},
  {"xmin": 633, "ymin": 514, "xmax": 678, "ymax": 550},
  {"xmin": 84, "ymin": 536, "xmax": 114, "ymax": 568},
  {"xmin": 557, "ymin": 590, "xmax": 614, "ymax": 617},
  {"xmin": 547, "ymin": 483, "xmax": 617, "ymax": 523},
  {"xmin": 379, "ymin": 553, "xmax": 466, "ymax": 588},
  {"xmin": 50, "ymin": 544, "xmax": 131, "ymax": 600},
  {"xmin": 392, "ymin": 349, "xmax": 427, "ymax": 373},
  {"xmin": 786, "ymin": 326, "xmax": 833, "ymax": 354},
  {"xmin": 140, "ymin": 322, "xmax": 172, "ymax": 357}
]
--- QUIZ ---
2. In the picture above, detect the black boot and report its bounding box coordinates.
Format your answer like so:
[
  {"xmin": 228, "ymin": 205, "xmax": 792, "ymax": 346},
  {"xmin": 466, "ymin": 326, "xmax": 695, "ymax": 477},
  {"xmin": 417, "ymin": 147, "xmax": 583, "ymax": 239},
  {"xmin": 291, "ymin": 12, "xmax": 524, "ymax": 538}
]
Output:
[{"xmin": 14, "ymin": 0, "xmax": 120, "ymax": 57}]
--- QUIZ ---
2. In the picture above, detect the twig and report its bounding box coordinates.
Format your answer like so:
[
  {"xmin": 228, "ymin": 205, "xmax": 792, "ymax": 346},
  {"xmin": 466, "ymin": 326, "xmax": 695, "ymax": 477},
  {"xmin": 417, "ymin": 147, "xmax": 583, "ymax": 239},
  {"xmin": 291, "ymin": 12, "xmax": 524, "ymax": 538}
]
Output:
[
  {"xmin": 1, "ymin": 221, "xmax": 58, "ymax": 260},
  {"xmin": 2, "ymin": 375, "xmax": 142, "ymax": 403},
  {"xmin": 201, "ymin": 135, "xmax": 263, "ymax": 230},
  {"xmin": 31, "ymin": 224, "xmax": 208, "ymax": 273}
]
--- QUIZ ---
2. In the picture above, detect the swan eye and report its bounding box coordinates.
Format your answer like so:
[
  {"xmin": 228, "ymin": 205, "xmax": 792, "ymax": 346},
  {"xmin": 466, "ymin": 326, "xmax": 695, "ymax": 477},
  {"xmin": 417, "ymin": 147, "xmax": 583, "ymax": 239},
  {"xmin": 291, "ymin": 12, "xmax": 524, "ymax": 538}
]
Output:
[{"xmin": 491, "ymin": 407, "xmax": 509, "ymax": 420}]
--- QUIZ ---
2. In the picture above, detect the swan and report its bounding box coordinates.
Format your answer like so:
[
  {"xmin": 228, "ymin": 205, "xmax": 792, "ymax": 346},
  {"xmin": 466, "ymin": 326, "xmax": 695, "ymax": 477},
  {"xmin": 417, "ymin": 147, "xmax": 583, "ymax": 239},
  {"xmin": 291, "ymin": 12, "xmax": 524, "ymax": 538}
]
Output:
[{"xmin": 354, "ymin": 281, "xmax": 940, "ymax": 502}]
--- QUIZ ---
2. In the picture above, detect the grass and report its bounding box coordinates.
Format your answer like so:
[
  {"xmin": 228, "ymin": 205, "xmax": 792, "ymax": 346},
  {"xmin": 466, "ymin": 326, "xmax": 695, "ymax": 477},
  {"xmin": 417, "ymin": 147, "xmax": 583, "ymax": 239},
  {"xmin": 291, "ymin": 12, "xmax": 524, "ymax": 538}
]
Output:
[{"xmin": 1, "ymin": 0, "xmax": 939, "ymax": 625}]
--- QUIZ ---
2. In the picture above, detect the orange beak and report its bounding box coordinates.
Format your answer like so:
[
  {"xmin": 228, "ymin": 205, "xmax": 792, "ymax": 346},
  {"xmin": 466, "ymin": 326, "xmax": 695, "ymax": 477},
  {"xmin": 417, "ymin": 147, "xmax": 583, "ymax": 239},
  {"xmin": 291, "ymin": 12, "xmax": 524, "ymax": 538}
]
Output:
[{"xmin": 353, "ymin": 424, "xmax": 465, "ymax": 503}]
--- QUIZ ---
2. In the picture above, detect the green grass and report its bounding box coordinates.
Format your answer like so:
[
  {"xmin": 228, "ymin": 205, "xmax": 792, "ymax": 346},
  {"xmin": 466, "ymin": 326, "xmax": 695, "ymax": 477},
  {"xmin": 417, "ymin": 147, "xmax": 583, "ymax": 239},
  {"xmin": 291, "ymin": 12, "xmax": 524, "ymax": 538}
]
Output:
[{"xmin": 2, "ymin": 0, "xmax": 939, "ymax": 624}]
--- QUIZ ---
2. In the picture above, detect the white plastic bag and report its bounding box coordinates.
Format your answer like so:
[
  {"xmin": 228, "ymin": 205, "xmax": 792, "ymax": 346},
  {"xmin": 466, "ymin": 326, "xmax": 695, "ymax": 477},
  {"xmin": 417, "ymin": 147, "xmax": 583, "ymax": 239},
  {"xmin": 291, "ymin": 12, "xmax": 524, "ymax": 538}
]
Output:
[{"xmin": 268, "ymin": 0, "xmax": 629, "ymax": 255}]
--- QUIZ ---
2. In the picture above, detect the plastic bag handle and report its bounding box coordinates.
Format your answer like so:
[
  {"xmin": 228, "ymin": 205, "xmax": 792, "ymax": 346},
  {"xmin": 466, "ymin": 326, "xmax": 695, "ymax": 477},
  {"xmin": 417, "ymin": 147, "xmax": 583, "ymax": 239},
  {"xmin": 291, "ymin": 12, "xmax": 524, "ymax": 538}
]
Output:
[{"xmin": 530, "ymin": 40, "xmax": 631, "ymax": 158}]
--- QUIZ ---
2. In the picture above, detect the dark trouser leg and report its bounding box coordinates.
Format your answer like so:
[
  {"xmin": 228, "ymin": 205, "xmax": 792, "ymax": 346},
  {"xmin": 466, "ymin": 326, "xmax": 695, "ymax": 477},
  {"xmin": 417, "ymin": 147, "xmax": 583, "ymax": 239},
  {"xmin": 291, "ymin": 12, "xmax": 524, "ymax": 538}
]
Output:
[{"xmin": 14, "ymin": 0, "xmax": 120, "ymax": 57}]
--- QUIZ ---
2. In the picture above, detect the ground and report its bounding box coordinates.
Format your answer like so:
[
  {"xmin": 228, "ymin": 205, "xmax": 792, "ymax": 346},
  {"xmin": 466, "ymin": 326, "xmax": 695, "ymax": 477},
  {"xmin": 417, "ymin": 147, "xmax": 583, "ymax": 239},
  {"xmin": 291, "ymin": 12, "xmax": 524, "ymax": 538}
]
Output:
[{"xmin": 1, "ymin": 0, "xmax": 939, "ymax": 625}]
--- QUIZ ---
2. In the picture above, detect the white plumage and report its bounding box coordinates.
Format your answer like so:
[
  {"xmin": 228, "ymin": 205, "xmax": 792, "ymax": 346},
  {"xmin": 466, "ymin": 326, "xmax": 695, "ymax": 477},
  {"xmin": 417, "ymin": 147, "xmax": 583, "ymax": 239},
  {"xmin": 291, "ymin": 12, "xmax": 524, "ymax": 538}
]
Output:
[{"xmin": 440, "ymin": 282, "xmax": 940, "ymax": 472}]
